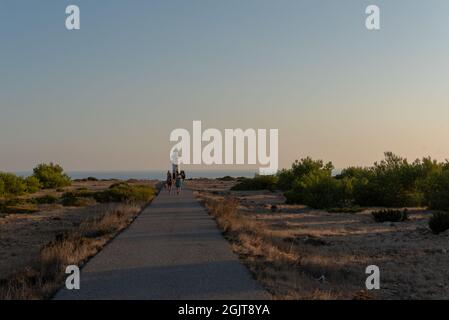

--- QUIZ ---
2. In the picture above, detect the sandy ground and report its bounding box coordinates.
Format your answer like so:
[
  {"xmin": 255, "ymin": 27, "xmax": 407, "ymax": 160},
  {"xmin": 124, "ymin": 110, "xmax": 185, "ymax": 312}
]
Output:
[
  {"xmin": 0, "ymin": 180, "xmax": 157, "ymax": 281},
  {"xmin": 188, "ymin": 178, "xmax": 449, "ymax": 300}
]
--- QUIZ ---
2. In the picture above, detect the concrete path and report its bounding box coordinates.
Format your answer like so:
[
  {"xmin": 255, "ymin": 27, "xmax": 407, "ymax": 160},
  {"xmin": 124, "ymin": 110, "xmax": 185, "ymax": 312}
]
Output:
[{"xmin": 55, "ymin": 188, "xmax": 268, "ymax": 300}]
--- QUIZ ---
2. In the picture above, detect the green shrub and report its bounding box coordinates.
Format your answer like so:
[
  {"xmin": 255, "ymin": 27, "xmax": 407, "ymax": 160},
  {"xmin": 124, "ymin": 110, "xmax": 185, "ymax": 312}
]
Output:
[
  {"xmin": 420, "ymin": 171, "xmax": 449, "ymax": 210},
  {"xmin": 0, "ymin": 173, "xmax": 26, "ymax": 196},
  {"xmin": 276, "ymin": 169, "xmax": 295, "ymax": 191},
  {"xmin": 0, "ymin": 179, "xmax": 4, "ymax": 196},
  {"xmin": 87, "ymin": 176, "xmax": 98, "ymax": 181},
  {"xmin": 336, "ymin": 167, "xmax": 372, "ymax": 180},
  {"xmin": 283, "ymin": 189, "xmax": 303, "ymax": 204},
  {"xmin": 24, "ymin": 176, "xmax": 41, "ymax": 193},
  {"xmin": 32, "ymin": 163, "xmax": 71, "ymax": 189},
  {"xmin": 94, "ymin": 183, "xmax": 155, "ymax": 203},
  {"xmin": 429, "ymin": 211, "xmax": 449, "ymax": 234},
  {"xmin": 350, "ymin": 153, "xmax": 424, "ymax": 207},
  {"xmin": 372, "ymin": 209, "xmax": 408, "ymax": 223},
  {"xmin": 61, "ymin": 192, "xmax": 90, "ymax": 207},
  {"xmin": 286, "ymin": 171, "xmax": 346, "ymax": 209},
  {"xmin": 231, "ymin": 175, "xmax": 278, "ymax": 191},
  {"xmin": 277, "ymin": 158, "xmax": 334, "ymax": 191},
  {"xmin": 280, "ymin": 157, "xmax": 339, "ymax": 207},
  {"xmin": 291, "ymin": 157, "xmax": 334, "ymax": 179},
  {"xmin": 34, "ymin": 194, "xmax": 59, "ymax": 204},
  {"xmin": 280, "ymin": 153, "xmax": 449, "ymax": 209}
]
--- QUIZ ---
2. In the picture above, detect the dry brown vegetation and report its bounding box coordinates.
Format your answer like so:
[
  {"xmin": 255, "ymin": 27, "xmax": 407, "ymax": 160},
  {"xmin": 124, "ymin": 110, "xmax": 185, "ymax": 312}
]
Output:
[
  {"xmin": 200, "ymin": 194, "xmax": 344, "ymax": 300},
  {"xmin": 0, "ymin": 179, "xmax": 157, "ymax": 300},
  {"xmin": 0, "ymin": 203, "xmax": 146, "ymax": 299},
  {"xmin": 190, "ymin": 179, "xmax": 449, "ymax": 300}
]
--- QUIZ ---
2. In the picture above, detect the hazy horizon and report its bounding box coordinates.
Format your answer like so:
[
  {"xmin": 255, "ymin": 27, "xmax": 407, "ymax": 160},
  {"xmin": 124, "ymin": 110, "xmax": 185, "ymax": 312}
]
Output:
[{"xmin": 2, "ymin": 1, "xmax": 449, "ymax": 172}]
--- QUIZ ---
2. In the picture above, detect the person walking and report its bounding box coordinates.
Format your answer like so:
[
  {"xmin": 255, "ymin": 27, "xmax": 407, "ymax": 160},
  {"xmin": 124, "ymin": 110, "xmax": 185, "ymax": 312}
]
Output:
[
  {"xmin": 166, "ymin": 171, "xmax": 173, "ymax": 194},
  {"xmin": 175, "ymin": 172, "xmax": 183, "ymax": 195},
  {"xmin": 180, "ymin": 170, "xmax": 186, "ymax": 181}
]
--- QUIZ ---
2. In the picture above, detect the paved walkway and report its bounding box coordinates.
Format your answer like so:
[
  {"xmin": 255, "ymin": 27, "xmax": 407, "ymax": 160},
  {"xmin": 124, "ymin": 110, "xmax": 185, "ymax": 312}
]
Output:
[{"xmin": 55, "ymin": 188, "xmax": 268, "ymax": 300}]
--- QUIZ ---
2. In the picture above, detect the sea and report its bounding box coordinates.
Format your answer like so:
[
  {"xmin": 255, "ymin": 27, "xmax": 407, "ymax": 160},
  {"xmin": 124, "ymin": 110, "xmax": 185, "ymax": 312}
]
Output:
[{"xmin": 15, "ymin": 170, "xmax": 257, "ymax": 181}]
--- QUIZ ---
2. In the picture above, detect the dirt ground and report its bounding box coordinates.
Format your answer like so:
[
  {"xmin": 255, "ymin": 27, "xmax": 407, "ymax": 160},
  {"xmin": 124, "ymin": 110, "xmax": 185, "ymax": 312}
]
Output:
[
  {"xmin": 0, "ymin": 180, "xmax": 157, "ymax": 281},
  {"xmin": 188, "ymin": 178, "xmax": 449, "ymax": 300}
]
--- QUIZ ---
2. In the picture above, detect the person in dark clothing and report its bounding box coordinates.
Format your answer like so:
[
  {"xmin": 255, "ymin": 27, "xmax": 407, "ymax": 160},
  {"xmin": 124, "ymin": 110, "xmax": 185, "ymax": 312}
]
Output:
[
  {"xmin": 180, "ymin": 170, "xmax": 186, "ymax": 181},
  {"xmin": 166, "ymin": 171, "xmax": 173, "ymax": 194}
]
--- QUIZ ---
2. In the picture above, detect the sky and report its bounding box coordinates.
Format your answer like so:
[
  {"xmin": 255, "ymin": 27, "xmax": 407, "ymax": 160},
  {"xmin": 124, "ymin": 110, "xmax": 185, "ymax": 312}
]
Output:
[{"xmin": 1, "ymin": 0, "xmax": 449, "ymax": 172}]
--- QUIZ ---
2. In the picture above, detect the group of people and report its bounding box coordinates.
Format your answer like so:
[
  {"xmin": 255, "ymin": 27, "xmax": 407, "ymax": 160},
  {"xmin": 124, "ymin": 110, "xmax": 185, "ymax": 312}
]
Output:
[{"xmin": 165, "ymin": 170, "xmax": 186, "ymax": 195}]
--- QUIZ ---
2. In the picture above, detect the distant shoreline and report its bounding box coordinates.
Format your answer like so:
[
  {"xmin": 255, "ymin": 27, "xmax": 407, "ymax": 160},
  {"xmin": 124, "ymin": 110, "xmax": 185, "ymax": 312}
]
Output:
[{"xmin": 14, "ymin": 170, "xmax": 258, "ymax": 180}]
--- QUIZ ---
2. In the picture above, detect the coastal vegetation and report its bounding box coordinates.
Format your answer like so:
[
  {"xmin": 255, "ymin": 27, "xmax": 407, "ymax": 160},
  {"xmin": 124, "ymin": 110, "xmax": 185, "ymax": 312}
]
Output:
[
  {"xmin": 32, "ymin": 163, "xmax": 71, "ymax": 189},
  {"xmin": 232, "ymin": 152, "xmax": 449, "ymax": 213},
  {"xmin": 194, "ymin": 175, "xmax": 449, "ymax": 299},
  {"xmin": 0, "ymin": 171, "xmax": 157, "ymax": 299},
  {"xmin": 0, "ymin": 163, "xmax": 71, "ymax": 198}
]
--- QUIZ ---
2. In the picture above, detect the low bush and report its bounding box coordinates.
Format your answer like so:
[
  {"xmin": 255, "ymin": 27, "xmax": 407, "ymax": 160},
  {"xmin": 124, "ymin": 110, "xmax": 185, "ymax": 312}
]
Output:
[
  {"xmin": 299, "ymin": 174, "xmax": 343, "ymax": 209},
  {"xmin": 372, "ymin": 209, "xmax": 408, "ymax": 223},
  {"xmin": 61, "ymin": 193, "xmax": 90, "ymax": 207},
  {"xmin": 70, "ymin": 189, "xmax": 95, "ymax": 198},
  {"xmin": 93, "ymin": 183, "xmax": 155, "ymax": 203},
  {"xmin": 285, "ymin": 171, "xmax": 350, "ymax": 209},
  {"xmin": 34, "ymin": 195, "xmax": 59, "ymax": 205},
  {"xmin": 429, "ymin": 211, "xmax": 449, "ymax": 234},
  {"xmin": 217, "ymin": 176, "xmax": 235, "ymax": 181},
  {"xmin": 231, "ymin": 175, "xmax": 278, "ymax": 191}
]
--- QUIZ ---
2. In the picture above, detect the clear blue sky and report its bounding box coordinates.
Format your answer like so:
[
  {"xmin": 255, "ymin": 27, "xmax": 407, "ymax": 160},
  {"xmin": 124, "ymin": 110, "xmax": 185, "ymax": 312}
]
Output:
[{"xmin": 1, "ymin": 1, "xmax": 449, "ymax": 171}]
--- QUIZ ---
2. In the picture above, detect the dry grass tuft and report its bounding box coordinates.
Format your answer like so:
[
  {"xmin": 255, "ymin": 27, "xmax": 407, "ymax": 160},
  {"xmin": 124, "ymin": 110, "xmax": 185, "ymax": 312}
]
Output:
[{"xmin": 202, "ymin": 195, "xmax": 306, "ymax": 299}]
